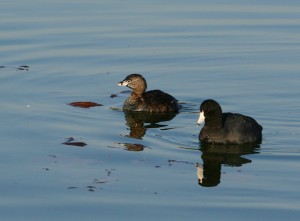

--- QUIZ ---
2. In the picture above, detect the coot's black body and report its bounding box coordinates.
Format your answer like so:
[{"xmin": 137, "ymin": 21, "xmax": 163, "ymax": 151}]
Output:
[{"xmin": 197, "ymin": 99, "xmax": 262, "ymax": 145}]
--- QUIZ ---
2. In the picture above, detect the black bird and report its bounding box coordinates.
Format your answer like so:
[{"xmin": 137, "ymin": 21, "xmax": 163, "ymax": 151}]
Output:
[{"xmin": 197, "ymin": 99, "xmax": 263, "ymax": 144}]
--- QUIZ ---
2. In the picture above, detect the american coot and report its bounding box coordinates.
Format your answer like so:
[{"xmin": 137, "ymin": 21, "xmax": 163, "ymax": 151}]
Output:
[
  {"xmin": 118, "ymin": 74, "xmax": 181, "ymax": 112},
  {"xmin": 197, "ymin": 99, "xmax": 263, "ymax": 145}
]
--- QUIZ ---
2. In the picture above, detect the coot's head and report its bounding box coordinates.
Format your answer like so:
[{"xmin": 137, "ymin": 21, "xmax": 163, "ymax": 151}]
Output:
[
  {"xmin": 118, "ymin": 74, "xmax": 147, "ymax": 94},
  {"xmin": 197, "ymin": 99, "xmax": 222, "ymax": 125}
]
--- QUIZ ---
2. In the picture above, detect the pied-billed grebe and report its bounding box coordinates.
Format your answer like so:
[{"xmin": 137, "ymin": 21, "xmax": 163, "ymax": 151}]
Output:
[
  {"xmin": 197, "ymin": 99, "xmax": 263, "ymax": 144},
  {"xmin": 118, "ymin": 74, "xmax": 181, "ymax": 112}
]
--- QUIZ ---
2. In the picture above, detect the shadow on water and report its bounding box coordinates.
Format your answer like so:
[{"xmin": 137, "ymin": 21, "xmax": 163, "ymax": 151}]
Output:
[
  {"xmin": 123, "ymin": 110, "xmax": 178, "ymax": 140},
  {"xmin": 197, "ymin": 143, "xmax": 260, "ymax": 187}
]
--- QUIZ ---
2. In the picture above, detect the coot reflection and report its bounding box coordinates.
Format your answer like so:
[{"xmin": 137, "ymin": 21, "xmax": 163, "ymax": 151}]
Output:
[{"xmin": 197, "ymin": 143, "xmax": 260, "ymax": 187}]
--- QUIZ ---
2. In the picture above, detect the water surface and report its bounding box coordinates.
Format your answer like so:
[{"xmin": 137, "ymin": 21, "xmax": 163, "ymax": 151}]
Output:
[{"xmin": 1, "ymin": 0, "xmax": 300, "ymax": 220}]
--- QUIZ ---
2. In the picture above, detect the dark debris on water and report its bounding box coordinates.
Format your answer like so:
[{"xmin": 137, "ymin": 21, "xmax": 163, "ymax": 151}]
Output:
[
  {"xmin": 0, "ymin": 65, "xmax": 29, "ymax": 71},
  {"xmin": 62, "ymin": 137, "xmax": 87, "ymax": 147}
]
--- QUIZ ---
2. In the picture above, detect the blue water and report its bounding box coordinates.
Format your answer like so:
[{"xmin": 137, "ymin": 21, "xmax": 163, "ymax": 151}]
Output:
[{"xmin": 1, "ymin": 0, "xmax": 300, "ymax": 220}]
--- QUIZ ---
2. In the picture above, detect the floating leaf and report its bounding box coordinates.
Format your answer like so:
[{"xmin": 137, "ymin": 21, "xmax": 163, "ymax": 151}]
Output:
[
  {"xmin": 62, "ymin": 137, "xmax": 87, "ymax": 147},
  {"xmin": 69, "ymin": 101, "xmax": 103, "ymax": 108},
  {"xmin": 63, "ymin": 142, "xmax": 87, "ymax": 147}
]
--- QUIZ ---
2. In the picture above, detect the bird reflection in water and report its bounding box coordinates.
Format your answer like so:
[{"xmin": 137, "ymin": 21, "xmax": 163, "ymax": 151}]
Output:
[
  {"xmin": 197, "ymin": 143, "xmax": 260, "ymax": 187},
  {"xmin": 117, "ymin": 143, "xmax": 146, "ymax": 151},
  {"xmin": 108, "ymin": 142, "xmax": 148, "ymax": 152},
  {"xmin": 123, "ymin": 110, "xmax": 177, "ymax": 139}
]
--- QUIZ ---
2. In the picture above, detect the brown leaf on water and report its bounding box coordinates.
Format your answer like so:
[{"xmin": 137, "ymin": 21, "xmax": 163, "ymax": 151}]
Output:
[
  {"xmin": 68, "ymin": 101, "xmax": 103, "ymax": 108},
  {"xmin": 63, "ymin": 142, "xmax": 87, "ymax": 147},
  {"xmin": 62, "ymin": 137, "xmax": 87, "ymax": 147}
]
